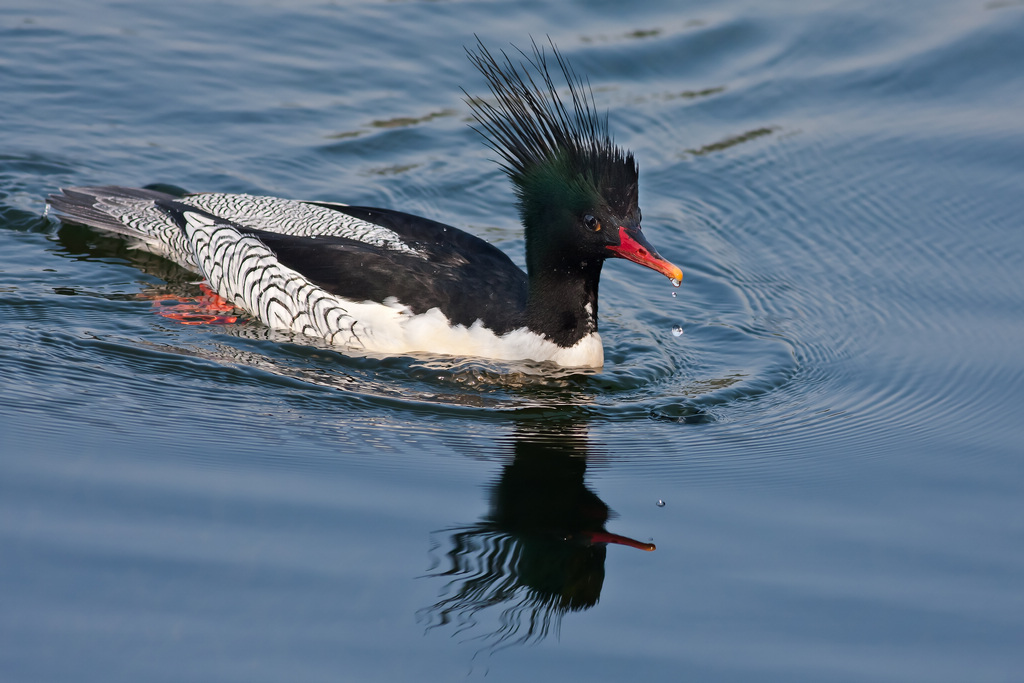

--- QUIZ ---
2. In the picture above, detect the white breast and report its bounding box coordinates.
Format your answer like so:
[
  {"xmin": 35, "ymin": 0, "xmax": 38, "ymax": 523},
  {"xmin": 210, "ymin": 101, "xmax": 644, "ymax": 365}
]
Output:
[{"xmin": 393, "ymin": 311, "xmax": 605, "ymax": 367}]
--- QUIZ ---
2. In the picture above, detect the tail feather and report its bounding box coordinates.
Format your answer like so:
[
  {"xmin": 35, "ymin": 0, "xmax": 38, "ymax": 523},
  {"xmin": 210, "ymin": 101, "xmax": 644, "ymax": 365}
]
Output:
[
  {"xmin": 47, "ymin": 185, "xmax": 200, "ymax": 269},
  {"xmin": 47, "ymin": 185, "xmax": 178, "ymax": 238}
]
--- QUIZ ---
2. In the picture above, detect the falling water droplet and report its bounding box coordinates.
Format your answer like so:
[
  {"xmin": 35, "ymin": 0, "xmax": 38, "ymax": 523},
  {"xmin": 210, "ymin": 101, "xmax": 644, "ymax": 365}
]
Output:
[
  {"xmin": 671, "ymin": 325, "xmax": 684, "ymax": 337},
  {"xmin": 656, "ymin": 499, "xmax": 666, "ymax": 507},
  {"xmin": 670, "ymin": 277, "xmax": 681, "ymax": 288},
  {"xmin": 671, "ymin": 291, "xmax": 677, "ymax": 298}
]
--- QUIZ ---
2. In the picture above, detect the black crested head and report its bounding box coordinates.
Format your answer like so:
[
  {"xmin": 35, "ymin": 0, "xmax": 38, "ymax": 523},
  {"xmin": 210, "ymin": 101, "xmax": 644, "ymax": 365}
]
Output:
[{"xmin": 464, "ymin": 38, "xmax": 639, "ymax": 236}]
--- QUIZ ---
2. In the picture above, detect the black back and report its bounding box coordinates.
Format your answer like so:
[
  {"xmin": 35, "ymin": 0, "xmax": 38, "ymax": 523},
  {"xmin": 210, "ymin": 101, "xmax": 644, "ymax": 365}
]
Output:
[{"xmin": 234, "ymin": 204, "xmax": 530, "ymax": 334}]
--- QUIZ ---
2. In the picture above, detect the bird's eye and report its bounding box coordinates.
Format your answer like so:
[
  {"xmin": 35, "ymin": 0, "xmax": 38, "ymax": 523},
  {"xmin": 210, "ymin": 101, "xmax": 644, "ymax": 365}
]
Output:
[{"xmin": 584, "ymin": 214, "xmax": 601, "ymax": 231}]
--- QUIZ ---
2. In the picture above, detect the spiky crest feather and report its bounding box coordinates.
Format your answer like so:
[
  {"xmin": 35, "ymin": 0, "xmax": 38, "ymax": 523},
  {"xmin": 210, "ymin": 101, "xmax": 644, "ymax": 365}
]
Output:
[{"xmin": 464, "ymin": 38, "xmax": 639, "ymax": 218}]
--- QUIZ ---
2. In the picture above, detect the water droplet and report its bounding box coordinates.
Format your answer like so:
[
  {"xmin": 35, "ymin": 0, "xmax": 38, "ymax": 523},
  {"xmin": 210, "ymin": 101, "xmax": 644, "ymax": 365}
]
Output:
[
  {"xmin": 671, "ymin": 291, "xmax": 677, "ymax": 298},
  {"xmin": 670, "ymin": 278, "xmax": 681, "ymax": 288},
  {"xmin": 656, "ymin": 499, "xmax": 666, "ymax": 507},
  {"xmin": 671, "ymin": 325, "xmax": 684, "ymax": 337}
]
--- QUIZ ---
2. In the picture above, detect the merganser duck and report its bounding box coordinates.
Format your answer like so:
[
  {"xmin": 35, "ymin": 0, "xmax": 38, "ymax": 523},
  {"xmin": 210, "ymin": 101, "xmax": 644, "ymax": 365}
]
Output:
[{"xmin": 47, "ymin": 40, "xmax": 682, "ymax": 368}]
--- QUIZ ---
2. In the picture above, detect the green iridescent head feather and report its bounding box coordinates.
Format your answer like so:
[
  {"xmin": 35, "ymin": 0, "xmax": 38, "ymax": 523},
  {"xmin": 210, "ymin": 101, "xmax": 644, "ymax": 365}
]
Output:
[{"xmin": 464, "ymin": 38, "xmax": 639, "ymax": 224}]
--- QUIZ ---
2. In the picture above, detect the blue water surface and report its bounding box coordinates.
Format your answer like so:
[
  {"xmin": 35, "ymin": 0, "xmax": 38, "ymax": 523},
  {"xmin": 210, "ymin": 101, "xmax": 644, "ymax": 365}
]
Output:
[{"xmin": 2, "ymin": 1, "xmax": 1023, "ymax": 681}]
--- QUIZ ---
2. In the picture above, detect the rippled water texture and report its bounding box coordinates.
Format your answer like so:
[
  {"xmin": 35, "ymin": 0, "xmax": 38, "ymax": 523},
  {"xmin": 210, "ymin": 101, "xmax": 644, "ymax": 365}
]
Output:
[{"xmin": 2, "ymin": 1, "xmax": 1023, "ymax": 681}]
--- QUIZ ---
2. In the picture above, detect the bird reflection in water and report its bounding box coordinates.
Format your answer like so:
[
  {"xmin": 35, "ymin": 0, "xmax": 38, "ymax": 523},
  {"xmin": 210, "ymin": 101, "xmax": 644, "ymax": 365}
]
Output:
[{"xmin": 419, "ymin": 422, "xmax": 654, "ymax": 652}]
